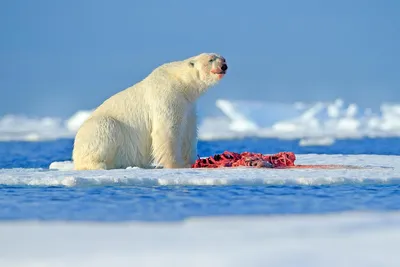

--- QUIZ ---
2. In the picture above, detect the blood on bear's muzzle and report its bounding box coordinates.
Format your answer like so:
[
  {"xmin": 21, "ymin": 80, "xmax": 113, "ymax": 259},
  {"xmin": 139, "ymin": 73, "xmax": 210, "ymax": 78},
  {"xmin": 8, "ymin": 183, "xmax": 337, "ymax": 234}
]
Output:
[{"xmin": 210, "ymin": 56, "xmax": 228, "ymax": 75}]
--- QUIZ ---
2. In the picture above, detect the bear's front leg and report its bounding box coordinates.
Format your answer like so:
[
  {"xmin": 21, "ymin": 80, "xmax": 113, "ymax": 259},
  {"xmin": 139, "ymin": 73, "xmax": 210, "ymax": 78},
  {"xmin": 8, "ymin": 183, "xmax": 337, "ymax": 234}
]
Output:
[
  {"xmin": 181, "ymin": 104, "xmax": 198, "ymax": 168},
  {"xmin": 151, "ymin": 110, "xmax": 186, "ymax": 169}
]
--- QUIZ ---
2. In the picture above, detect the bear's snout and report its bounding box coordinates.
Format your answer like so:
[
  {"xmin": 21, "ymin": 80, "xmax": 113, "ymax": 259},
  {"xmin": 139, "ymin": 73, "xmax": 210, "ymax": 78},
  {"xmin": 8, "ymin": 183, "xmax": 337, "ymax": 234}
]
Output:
[{"xmin": 221, "ymin": 64, "xmax": 228, "ymax": 71}]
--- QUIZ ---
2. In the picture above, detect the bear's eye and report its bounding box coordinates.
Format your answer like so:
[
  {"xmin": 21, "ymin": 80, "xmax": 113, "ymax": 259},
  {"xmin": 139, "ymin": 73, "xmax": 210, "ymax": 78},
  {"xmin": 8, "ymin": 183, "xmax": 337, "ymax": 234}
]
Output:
[{"xmin": 209, "ymin": 58, "xmax": 215, "ymax": 63}]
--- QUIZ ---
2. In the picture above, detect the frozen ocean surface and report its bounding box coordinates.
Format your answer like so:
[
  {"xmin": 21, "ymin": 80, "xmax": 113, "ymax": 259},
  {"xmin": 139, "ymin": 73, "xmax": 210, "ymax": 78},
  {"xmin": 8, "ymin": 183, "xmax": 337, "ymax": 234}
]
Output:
[
  {"xmin": 1, "ymin": 212, "xmax": 400, "ymax": 267},
  {"xmin": 1, "ymin": 99, "xmax": 400, "ymax": 266}
]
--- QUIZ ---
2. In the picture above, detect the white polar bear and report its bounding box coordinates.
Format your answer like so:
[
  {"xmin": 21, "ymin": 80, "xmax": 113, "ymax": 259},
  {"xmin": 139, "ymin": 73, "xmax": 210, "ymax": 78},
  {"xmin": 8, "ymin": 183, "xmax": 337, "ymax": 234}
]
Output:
[{"xmin": 72, "ymin": 53, "xmax": 228, "ymax": 170}]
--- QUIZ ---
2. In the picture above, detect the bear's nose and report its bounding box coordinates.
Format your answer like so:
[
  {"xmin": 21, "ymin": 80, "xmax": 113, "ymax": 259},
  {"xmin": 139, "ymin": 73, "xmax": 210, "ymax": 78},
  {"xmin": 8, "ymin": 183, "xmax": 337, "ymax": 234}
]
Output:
[{"xmin": 221, "ymin": 64, "xmax": 228, "ymax": 71}]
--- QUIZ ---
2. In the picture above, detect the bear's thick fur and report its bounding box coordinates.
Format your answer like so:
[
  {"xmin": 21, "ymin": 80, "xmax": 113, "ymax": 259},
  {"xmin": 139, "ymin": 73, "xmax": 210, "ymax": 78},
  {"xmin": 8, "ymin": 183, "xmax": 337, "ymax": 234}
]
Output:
[{"xmin": 72, "ymin": 53, "xmax": 228, "ymax": 170}]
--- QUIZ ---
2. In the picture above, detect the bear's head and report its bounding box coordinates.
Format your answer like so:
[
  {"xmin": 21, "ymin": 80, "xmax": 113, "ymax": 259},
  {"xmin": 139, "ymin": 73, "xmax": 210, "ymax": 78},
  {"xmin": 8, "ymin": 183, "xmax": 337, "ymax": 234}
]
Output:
[{"xmin": 188, "ymin": 53, "xmax": 228, "ymax": 87}]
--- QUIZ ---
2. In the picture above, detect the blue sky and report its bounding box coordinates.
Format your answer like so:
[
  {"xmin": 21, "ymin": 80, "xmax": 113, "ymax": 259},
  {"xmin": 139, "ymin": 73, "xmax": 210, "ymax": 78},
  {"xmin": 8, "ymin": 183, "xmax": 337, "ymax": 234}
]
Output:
[{"xmin": 1, "ymin": 0, "xmax": 399, "ymax": 118}]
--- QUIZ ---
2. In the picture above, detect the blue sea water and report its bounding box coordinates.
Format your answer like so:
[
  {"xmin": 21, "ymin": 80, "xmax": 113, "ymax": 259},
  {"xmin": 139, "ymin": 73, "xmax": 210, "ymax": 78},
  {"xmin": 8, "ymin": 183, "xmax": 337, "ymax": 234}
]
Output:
[{"xmin": 1, "ymin": 137, "xmax": 400, "ymax": 222}]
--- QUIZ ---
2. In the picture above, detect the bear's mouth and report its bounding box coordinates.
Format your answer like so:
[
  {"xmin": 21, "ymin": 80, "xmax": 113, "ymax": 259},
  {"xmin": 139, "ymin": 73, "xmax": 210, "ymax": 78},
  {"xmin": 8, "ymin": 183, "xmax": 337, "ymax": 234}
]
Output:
[
  {"xmin": 211, "ymin": 64, "xmax": 228, "ymax": 75},
  {"xmin": 212, "ymin": 70, "xmax": 226, "ymax": 75}
]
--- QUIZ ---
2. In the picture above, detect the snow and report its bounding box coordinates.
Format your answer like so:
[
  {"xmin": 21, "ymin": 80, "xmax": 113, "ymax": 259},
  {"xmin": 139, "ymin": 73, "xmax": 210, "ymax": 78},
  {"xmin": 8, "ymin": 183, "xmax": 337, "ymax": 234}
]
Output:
[
  {"xmin": 0, "ymin": 154, "xmax": 397, "ymax": 187},
  {"xmin": 0, "ymin": 211, "xmax": 399, "ymax": 267},
  {"xmin": 2, "ymin": 98, "xmax": 400, "ymax": 145}
]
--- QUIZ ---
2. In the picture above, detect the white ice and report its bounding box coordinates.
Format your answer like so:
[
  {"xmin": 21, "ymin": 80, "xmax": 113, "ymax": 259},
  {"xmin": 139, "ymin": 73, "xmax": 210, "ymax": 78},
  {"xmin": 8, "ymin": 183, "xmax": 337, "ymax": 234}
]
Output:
[
  {"xmin": 0, "ymin": 109, "xmax": 92, "ymax": 141},
  {"xmin": 0, "ymin": 154, "xmax": 398, "ymax": 187},
  {"xmin": 2, "ymin": 98, "xmax": 400, "ymax": 145},
  {"xmin": 199, "ymin": 99, "xmax": 400, "ymax": 145},
  {"xmin": 0, "ymin": 211, "xmax": 399, "ymax": 267}
]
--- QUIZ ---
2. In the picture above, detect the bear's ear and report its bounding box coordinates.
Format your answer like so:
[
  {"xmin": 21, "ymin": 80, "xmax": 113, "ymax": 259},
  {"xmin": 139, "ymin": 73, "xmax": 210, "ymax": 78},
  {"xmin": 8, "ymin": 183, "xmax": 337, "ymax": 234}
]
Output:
[{"xmin": 188, "ymin": 61, "xmax": 195, "ymax": 68}]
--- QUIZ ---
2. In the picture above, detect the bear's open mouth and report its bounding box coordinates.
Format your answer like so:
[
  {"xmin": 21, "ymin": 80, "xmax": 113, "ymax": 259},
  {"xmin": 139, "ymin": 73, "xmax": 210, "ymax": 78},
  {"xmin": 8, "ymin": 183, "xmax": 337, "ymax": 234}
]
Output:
[
  {"xmin": 212, "ymin": 70, "xmax": 226, "ymax": 75},
  {"xmin": 211, "ymin": 64, "xmax": 228, "ymax": 75},
  {"xmin": 211, "ymin": 63, "xmax": 228, "ymax": 75}
]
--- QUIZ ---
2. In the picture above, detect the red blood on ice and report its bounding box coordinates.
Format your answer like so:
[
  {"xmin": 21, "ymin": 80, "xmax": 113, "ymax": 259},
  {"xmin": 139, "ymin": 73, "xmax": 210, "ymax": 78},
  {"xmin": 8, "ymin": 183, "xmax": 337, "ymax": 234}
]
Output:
[{"xmin": 191, "ymin": 151, "xmax": 296, "ymax": 168}]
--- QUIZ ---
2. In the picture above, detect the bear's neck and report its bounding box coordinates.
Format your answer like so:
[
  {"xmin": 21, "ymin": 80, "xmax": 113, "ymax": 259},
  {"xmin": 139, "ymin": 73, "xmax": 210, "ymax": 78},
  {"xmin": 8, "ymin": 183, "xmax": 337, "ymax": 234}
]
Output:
[{"xmin": 171, "ymin": 72, "xmax": 208, "ymax": 103}]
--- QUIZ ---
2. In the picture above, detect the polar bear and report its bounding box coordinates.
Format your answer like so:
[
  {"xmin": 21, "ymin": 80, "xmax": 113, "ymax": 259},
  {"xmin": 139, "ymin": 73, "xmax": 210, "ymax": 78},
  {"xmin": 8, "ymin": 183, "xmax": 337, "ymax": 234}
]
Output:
[{"xmin": 72, "ymin": 53, "xmax": 228, "ymax": 170}]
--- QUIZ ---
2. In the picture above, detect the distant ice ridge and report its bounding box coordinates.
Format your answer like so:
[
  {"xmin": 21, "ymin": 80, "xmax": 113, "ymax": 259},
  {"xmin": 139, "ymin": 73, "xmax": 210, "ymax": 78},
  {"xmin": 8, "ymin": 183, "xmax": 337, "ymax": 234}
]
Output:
[
  {"xmin": 199, "ymin": 98, "xmax": 400, "ymax": 145},
  {"xmin": 0, "ymin": 155, "xmax": 398, "ymax": 187},
  {"xmin": 2, "ymin": 98, "xmax": 400, "ymax": 144},
  {"xmin": 1, "ymin": 211, "xmax": 400, "ymax": 267},
  {"xmin": 0, "ymin": 110, "xmax": 93, "ymax": 141}
]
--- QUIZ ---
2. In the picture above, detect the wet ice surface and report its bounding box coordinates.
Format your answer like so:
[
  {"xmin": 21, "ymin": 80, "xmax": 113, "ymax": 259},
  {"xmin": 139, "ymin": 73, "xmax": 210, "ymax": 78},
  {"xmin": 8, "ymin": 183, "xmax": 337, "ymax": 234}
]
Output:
[{"xmin": 1, "ymin": 154, "xmax": 398, "ymax": 187}]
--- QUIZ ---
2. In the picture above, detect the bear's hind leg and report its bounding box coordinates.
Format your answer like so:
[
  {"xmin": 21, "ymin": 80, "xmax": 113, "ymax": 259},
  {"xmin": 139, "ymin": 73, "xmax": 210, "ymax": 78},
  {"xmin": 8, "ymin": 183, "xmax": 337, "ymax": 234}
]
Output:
[{"xmin": 72, "ymin": 116, "xmax": 121, "ymax": 170}]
